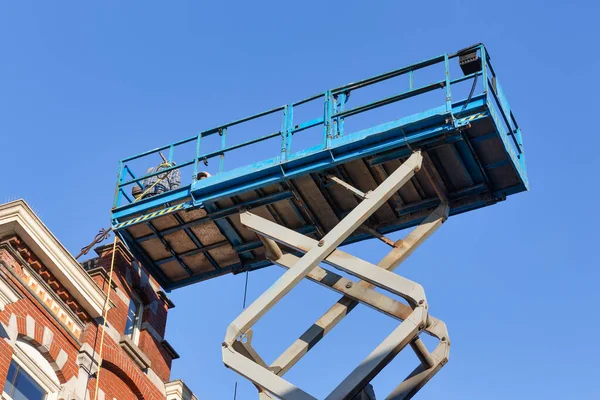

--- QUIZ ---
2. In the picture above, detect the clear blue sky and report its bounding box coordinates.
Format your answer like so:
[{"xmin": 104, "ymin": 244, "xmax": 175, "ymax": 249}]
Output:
[{"xmin": 1, "ymin": 1, "xmax": 599, "ymax": 399}]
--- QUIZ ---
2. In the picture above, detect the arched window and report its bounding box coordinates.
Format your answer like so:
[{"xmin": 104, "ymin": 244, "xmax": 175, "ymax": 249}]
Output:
[{"xmin": 2, "ymin": 340, "xmax": 60, "ymax": 400}]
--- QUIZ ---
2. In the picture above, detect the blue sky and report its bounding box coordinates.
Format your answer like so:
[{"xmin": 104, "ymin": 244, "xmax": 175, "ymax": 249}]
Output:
[{"xmin": 1, "ymin": 1, "xmax": 599, "ymax": 399}]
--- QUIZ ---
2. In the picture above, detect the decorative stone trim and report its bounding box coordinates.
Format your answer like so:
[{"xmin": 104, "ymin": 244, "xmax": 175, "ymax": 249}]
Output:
[
  {"xmin": 82, "ymin": 266, "xmax": 118, "ymax": 291},
  {"xmin": 165, "ymin": 380, "xmax": 198, "ymax": 400},
  {"xmin": 0, "ymin": 312, "xmax": 70, "ymax": 383},
  {"xmin": 140, "ymin": 322, "xmax": 163, "ymax": 342},
  {"xmin": 0, "ymin": 270, "xmax": 21, "ymax": 310},
  {"xmin": 157, "ymin": 290, "xmax": 175, "ymax": 309},
  {"xmin": 161, "ymin": 339, "xmax": 180, "ymax": 360},
  {"xmin": 0, "ymin": 313, "xmax": 19, "ymax": 345},
  {"xmin": 21, "ymin": 266, "xmax": 84, "ymax": 337},
  {"xmin": 78, "ymin": 343, "xmax": 100, "ymax": 375},
  {"xmin": 0, "ymin": 200, "xmax": 107, "ymax": 318},
  {"xmin": 0, "ymin": 252, "xmax": 85, "ymax": 340},
  {"xmin": 145, "ymin": 367, "xmax": 167, "ymax": 396},
  {"xmin": 99, "ymin": 320, "xmax": 122, "ymax": 344},
  {"xmin": 118, "ymin": 335, "xmax": 152, "ymax": 370}
]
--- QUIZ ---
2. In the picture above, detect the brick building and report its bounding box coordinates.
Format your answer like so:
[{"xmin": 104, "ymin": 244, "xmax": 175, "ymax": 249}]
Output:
[{"xmin": 0, "ymin": 200, "xmax": 198, "ymax": 400}]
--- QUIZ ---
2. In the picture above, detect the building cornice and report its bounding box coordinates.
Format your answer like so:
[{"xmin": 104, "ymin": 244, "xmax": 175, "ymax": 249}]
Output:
[
  {"xmin": 165, "ymin": 380, "xmax": 198, "ymax": 400},
  {"xmin": 0, "ymin": 200, "xmax": 107, "ymax": 318}
]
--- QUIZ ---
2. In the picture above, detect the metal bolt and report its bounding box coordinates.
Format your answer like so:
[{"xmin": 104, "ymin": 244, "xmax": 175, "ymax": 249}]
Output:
[
  {"xmin": 345, "ymin": 281, "xmax": 353, "ymax": 289},
  {"xmin": 221, "ymin": 341, "xmax": 228, "ymax": 347},
  {"xmin": 318, "ymin": 239, "xmax": 325, "ymax": 247},
  {"xmin": 441, "ymin": 337, "xmax": 447, "ymax": 342},
  {"xmin": 418, "ymin": 299, "xmax": 424, "ymax": 305}
]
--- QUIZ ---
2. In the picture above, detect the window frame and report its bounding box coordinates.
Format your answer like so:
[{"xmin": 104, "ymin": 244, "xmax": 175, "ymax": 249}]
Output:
[
  {"xmin": 2, "ymin": 342, "xmax": 60, "ymax": 400},
  {"xmin": 125, "ymin": 291, "xmax": 144, "ymax": 345}
]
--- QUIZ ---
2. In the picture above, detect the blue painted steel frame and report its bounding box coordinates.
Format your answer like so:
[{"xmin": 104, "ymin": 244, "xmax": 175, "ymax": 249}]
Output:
[{"xmin": 110, "ymin": 44, "xmax": 529, "ymax": 290}]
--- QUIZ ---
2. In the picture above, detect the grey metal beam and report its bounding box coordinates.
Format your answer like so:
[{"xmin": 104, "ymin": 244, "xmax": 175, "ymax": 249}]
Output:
[
  {"xmin": 421, "ymin": 152, "xmax": 448, "ymax": 203},
  {"xmin": 223, "ymin": 151, "xmax": 423, "ymax": 345},
  {"xmin": 326, "ymin": 174, "xmax": 367, "ymax": 199},
  {"xmin": 257, "ymin": 204, "xmax": 448, "ymax": 376},
  {"xmin": 263, "ymin": 249, "xmax": 446, "ymax": 376},
  {"xmin": 386, "ymin": 339, "xmax": 449, "ymax": 400},
  {"xmin": 325, "ymin": 308, "xmax": 425, "ymax": 400},
  {"xmin": 221, "ymin": 151, "xmax": 450, "ymax": 400},
  {"xmin": 240, "ymin": 212, "xmax": 428, "ymax": 307}
]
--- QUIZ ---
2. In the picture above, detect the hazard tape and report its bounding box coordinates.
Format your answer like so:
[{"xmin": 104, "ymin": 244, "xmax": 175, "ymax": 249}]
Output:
[
  {"xmin": 113, "ymin": 202, "xmax": 189, "ymax": 230},
  {"xmin": 457, "ymin": 112, "xmax": 486, "ymax": 124}
]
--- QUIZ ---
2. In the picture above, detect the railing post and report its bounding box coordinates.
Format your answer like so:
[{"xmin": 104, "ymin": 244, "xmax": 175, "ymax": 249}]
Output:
[
  {"xmin": 219, "ymin": 127, "xmax": 227, "ymax": 174},
  {"xmin": 443, "ymin": 54, "xmax": 452, "ymax": 114},
  {"xmin": 167, "ymin": 144, "xmax": 174, "ymax": 164},
  {"xmin": 113, "ymin": 160, "xmax": 125, "ymax": 208},
  {"xmin": 335, "ymin": 92, "xmax": 347, "ymax": 138},
  {"xmin": 324, "ymin": 90, "xmax": 333, "ymax": 149},
  {"xmin": 481, "ymin": 45, "xmax": 489, "ymax": 95},
  {"xmin": 409, "ymin": 70, "xmax": 414, "ymax": 90},
  {"xmin": 193, "ymin": 133, "xmax": 202, "ymax": 182},
  {"xmin": 281, "ymin": 105, "xmax": 293, "ymax": 161}
]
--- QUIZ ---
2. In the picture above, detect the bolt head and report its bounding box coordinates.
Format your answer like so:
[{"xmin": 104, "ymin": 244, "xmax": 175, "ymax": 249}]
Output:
[
  {"xmin": 318, "ymin": 239, "xmax": 325, "ymax": 247},
  {"xmin": 345, "ymin": 281, "xmax": 353, "ymax": 289}
]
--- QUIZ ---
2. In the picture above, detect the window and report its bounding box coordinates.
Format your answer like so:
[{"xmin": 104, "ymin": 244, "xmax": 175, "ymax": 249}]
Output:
[
  {"xmin": 124, "ymin": 292, "xmax": 143, "ymax": 344},
  {"xmin": 3, "ymin": 361, "xmax": 46, "ymax": 400},
  {"xmin": 2, "ymin": 341, "xmax": 59, "ymax": 400}
]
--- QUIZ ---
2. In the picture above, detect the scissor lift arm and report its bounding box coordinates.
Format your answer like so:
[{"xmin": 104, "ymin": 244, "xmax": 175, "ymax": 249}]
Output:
[{"xmin": 222, "ymin": 152, "xmax": 451, "ymax": 399}]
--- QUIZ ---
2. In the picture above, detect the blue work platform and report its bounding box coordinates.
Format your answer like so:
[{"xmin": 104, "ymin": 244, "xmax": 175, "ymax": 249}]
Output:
[{"xmin": 110, "ymin": 44, "xmax": 528, "ymax": 291}]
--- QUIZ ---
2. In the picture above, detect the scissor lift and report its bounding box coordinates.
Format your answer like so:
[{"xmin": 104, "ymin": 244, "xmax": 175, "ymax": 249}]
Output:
[{"xmin": 110, "ymin": 44, "xmax": 528, "ymax": 398}]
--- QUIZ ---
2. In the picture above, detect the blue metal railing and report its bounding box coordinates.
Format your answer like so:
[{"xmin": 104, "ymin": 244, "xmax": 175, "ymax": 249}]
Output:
[{"xmin": 113, "ymin": 44, "xmax": 522, "ymax": 210}]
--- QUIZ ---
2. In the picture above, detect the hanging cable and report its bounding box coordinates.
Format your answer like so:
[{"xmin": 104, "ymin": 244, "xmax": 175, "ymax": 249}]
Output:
[
  {"xmin": 233, "ymin": 270, "xmax": 250, "ymax": 400},
  {"xmin": 457, "ymin": 72, "xmax": 479, "ymax": 117}
]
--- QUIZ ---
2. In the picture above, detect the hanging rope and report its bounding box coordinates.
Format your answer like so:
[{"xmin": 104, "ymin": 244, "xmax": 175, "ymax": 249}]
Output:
[
  {"xmin": 80, "ymin": 153, "xmax": 173, "ymax": 399},
  {"xmin": 84, "ymin": 236, "xmax": 117, "ymax": 400},
  {"xmin": 233, "ymin": 270, "xmax": 250, "ymax": 400}
]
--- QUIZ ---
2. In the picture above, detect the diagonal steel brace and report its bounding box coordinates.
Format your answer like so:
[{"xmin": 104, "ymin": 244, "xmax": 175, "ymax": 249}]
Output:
[
  {"xmin": 222, "ymin": 152, "xmax": 449, "ymax": 399},
  {"xmin": 243, "ymin": 206, "xmax": 450, "ymax": 399}
]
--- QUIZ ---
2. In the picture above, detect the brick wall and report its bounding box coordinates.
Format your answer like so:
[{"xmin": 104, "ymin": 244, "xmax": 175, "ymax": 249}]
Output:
[
  {"xmin": 0, "ymin": 235, "xmax": 173, "ymax": 400},
  {"xmin": 88, "ymin": 365, "xmax": 139, "ymax": 400},
  {"xmin": 87, "ymin": 241, "xmax": 176, "ymax": 382}
]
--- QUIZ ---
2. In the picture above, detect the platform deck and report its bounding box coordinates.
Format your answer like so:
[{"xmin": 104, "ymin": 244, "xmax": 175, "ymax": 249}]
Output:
[{"xmin": 110, "ymin": 44, "xmax": 528, "ymax": 290}]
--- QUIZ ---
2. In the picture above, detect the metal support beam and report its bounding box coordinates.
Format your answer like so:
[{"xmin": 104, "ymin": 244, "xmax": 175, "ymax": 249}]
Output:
[
  {"xmin": 266, "ymin": 203, "xmax": 449, "ymax": 376},
  {"xmin": 224, "ymin": 151, "xmax": 423, "ymax": 345},
  {"xmin": 221, "ymin": 152, "xmax": 450, "ymax": 400},
  {"xmin": 241, "ymin": 212, "xmax": 427, "ymax": 307},
  {"xmin": 421, "ymin": 152, "xmax": 448, "ymax": 203},
  {"xmin": 326, "ymin": 174, "xmax": 368, "ymax": 199},
  {"xmin": 325, "ymin": 308, "xmax": 425, "ymax": 400}
]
